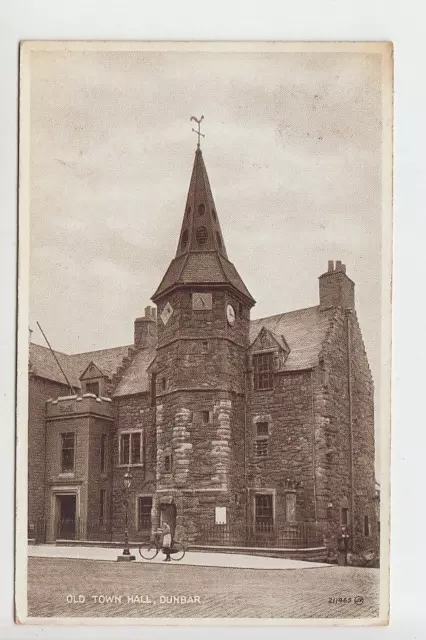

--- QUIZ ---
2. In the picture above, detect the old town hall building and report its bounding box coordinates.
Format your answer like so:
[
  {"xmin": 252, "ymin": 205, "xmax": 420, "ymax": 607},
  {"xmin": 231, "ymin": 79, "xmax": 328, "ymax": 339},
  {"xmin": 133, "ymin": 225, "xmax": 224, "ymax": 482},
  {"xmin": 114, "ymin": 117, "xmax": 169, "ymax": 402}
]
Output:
[{"xmin": 28, "ymin": 143, "xmax": 378, "ymax": 556}]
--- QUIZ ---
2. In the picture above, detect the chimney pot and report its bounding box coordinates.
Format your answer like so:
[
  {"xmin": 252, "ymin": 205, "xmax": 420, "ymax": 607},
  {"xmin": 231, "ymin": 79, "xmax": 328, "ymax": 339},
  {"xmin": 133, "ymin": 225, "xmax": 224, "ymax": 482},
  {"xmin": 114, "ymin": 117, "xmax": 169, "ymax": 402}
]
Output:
[{"xmin": 319, "ymin": 262, "xmax": 355, "ymax": 310}]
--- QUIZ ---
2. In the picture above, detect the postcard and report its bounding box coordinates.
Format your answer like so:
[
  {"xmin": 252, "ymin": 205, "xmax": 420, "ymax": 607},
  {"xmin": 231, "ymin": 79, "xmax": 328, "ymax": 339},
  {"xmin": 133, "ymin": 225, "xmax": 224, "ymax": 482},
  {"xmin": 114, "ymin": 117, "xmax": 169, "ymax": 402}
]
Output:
[{"xmin": 16, "ymin": 40, "xmax": 392, "ymax": 626}]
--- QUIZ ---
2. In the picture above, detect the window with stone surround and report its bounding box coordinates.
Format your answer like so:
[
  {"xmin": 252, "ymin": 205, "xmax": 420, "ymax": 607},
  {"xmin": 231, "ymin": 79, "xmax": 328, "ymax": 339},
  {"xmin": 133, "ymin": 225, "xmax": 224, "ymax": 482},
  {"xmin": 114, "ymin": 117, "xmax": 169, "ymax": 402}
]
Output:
[
  {"xmin": 255, "ymin": 422, "xmax": 269, "ymax": 457},
  {"xmin": 119, "ymin": 431, "xmax": 142, "ymax": 466},
  {"xmin": 61, "ymin": 432, "xmax": 75, "ymax": 473},
  {"xmin": 164, "ymin": 453, "xmax": 173, "ymax": 473},
  {"xmin": 253, "ymin": 352, "xmax": 274, "ymax": 390},
  {"xmin": 201, "ymin": 410, "xmax": 211, "ymax": 425},
  {"xmin": 255, "ymin": 494, "xmax": 274, "ymax": 529},
  {"xmin": 85, "ymin": 381, "xmax": 100, "ymax": 396}
]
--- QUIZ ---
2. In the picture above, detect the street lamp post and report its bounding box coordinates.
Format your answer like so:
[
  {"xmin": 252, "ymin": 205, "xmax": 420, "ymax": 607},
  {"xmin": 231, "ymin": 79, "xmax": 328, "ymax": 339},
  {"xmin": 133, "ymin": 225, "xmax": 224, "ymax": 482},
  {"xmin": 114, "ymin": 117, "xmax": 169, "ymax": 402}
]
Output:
[{"xmin": 117, "ymin": 468, "xmax": 136, "ymax": 562}]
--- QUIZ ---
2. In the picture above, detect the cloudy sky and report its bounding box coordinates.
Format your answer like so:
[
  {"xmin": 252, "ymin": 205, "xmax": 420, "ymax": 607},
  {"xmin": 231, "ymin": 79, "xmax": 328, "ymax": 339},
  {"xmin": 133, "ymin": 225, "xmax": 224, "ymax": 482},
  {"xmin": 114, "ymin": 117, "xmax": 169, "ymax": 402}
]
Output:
[{"xmin": 28, "ymin": 48, "xmax": 383, "ymax": 414}]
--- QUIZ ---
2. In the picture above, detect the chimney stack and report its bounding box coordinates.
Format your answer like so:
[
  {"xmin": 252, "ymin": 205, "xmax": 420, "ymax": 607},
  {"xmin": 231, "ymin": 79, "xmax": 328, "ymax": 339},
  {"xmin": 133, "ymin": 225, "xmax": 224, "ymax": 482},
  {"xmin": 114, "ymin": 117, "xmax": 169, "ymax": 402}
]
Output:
[
  {"xmin": 134, "ymin": 305, "xmax": 157, "ymax": 350},
  {"xmin": 319, "ymin": 260, "xmax": 354, "ymax": 310}
]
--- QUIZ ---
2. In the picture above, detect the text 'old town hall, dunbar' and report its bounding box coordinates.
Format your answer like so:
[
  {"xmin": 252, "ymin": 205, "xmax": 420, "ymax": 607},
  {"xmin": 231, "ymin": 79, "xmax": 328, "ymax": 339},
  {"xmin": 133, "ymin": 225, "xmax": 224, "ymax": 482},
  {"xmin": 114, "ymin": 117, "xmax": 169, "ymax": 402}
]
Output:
[{"xmin": 28, "ymin": 139, "xmax": 379, "ymax": 562}]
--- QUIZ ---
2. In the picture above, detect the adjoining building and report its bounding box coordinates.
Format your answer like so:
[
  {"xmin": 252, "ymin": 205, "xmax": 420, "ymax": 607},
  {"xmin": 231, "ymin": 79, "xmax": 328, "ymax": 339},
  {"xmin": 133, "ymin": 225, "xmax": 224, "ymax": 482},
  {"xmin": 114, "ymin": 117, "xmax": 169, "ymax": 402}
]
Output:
[{"xmin": 28, "ymin": 145, "xmax": 378, "ymax": 556}]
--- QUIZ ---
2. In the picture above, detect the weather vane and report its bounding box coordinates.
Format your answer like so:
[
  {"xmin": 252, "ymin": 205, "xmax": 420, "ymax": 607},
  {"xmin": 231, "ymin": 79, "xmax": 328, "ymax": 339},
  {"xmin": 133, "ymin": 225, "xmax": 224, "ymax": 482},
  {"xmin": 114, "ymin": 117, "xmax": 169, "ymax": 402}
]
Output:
[{"xmin": 190, "ymin": 115, "xmax": 205, "ymax": 148}]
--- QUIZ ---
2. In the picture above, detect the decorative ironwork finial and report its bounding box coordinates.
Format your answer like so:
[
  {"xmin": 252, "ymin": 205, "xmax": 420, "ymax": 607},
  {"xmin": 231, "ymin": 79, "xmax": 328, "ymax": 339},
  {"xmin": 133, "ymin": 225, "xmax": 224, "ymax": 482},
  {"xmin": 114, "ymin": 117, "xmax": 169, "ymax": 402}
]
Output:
[{"xmin": 190, "ymin": 115, "xmax": 205, "ymax": 148}]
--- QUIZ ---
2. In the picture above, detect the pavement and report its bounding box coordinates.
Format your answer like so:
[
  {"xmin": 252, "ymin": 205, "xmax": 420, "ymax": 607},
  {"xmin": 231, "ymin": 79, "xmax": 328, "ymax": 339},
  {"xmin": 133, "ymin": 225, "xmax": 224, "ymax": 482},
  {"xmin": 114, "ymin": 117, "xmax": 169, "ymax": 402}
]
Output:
[
  {"xmin": 28, "ymin": 544, "xmax": 330, "ymax": 570},
  {"xmin": 27, "ymin": 556, "xmax": 381, "ymax": 619}
]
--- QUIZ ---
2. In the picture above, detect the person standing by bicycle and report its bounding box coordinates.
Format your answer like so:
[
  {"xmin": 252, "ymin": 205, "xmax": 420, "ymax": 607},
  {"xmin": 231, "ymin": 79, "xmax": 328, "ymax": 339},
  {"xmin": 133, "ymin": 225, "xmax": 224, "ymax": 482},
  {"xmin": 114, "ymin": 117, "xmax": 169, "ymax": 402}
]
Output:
[{"xmin": 161, "ymin": 522, "xmax": 172, "ymax": 562}]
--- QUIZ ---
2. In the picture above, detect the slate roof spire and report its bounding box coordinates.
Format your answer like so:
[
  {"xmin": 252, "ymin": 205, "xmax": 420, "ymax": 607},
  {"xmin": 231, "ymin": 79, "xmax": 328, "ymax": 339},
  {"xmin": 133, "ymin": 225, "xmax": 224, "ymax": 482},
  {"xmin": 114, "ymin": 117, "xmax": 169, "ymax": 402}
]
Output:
[
  {"xmin": 152, "ymin": 139, "xmax": 255, "ymax": 306},
  {"xmin": 175, "ymin": 145, "xmax": 228, "ymax": 259}
]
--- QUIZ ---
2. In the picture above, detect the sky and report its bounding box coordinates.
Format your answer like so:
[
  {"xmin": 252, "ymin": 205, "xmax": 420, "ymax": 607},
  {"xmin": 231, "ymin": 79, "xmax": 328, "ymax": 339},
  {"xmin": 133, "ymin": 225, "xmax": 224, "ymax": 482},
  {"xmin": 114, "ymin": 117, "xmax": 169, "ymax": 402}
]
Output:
[{"xmin": 28, "ymin": 49, "xmax": 383, "ymax": 433}]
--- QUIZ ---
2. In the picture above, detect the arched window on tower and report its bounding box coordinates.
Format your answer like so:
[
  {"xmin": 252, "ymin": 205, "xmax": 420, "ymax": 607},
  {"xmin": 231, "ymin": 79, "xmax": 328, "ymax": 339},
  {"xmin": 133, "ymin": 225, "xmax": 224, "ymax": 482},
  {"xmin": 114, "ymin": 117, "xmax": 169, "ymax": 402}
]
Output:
[{"xmin": 181, "ymin": 229, "xmax": 189, "ymax": 248}]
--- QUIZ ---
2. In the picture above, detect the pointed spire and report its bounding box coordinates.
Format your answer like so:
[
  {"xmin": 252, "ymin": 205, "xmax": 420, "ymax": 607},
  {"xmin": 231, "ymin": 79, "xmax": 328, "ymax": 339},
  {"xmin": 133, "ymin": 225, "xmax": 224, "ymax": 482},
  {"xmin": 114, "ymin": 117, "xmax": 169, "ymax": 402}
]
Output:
[
  {"xmin": 152, "ymin": 145, "xmax": 255, "ymax": 307},
  {"xmin": 176, "ymin": 147, "xmax": 228, "ymax": 259}
]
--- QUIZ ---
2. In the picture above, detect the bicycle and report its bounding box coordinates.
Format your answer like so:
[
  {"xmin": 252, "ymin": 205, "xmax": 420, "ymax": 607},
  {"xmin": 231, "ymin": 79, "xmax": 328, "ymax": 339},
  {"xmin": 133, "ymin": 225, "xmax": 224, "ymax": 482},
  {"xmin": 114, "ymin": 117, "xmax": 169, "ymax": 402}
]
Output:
[{"xmin": 138, "ymin": 535, "xmax": 186, "ymax": 561}]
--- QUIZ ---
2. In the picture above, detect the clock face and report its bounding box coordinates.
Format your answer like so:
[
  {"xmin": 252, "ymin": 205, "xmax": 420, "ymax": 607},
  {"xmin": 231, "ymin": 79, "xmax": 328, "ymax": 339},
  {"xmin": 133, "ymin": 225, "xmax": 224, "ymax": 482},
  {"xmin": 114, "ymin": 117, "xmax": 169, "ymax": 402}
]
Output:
[
  {"xmin": 226, "ymin": 304, "xmax": 236, "ymax": 326},
  {"xmin": 160, "ymin": 302, "xmax": 174, "ymax": 325},
  {"xmin": 192, "ymin": 292, "xmax": 213, "ymax": 310}
]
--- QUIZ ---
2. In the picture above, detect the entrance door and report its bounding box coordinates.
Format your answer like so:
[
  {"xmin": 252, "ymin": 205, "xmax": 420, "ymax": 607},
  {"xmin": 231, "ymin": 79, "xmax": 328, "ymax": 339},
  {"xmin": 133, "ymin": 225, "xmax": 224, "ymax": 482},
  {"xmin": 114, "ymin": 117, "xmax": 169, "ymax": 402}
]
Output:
[
  {"xmin": 56, "ymin": 494, "xmax": 77, "ymax": 540},
  {"xmin": 160, "ymin": 503, "xmax": 177, "ymax": 538}
]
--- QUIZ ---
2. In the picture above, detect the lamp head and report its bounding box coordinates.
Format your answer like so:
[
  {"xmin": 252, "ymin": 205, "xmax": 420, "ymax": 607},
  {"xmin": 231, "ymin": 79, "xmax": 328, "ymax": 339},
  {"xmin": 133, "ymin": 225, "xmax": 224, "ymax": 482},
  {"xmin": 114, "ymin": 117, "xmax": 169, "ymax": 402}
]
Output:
[{"xmin": 124, "ymin": 469, "xmax": 132, "ymax": 489}]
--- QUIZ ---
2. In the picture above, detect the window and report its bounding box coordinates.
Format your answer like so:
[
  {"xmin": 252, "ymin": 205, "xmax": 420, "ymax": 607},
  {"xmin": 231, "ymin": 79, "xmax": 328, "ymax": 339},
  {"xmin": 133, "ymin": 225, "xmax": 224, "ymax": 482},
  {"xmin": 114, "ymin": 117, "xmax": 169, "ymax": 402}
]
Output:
[
  {"xmin": 196, "ymin": 226, "xmax": 208, "ymax": 245},
  {"xmin": 198, "ymin": 203, "xmax": 205, "ymax": 216},
  {"xmin": 256, "ymin": 422, "xmax": 269, "ymax": 436},
  {"xmin": 202, "ymin": 341, "xmax": 209, "ymax": 354},
  {"xmin": 285, "ymin": 493, "xmax": 296, "ymax": 522},
  {"xmin": 255, "ymin": 439, "xmax": 268, "ymax": 457},
  {"xmin": 119, "ymin": 431, "xmax": 142, "ymax": 466},
  {"xmin": 161, "ymin": 377, "xmax": 166, "ymax": 391},
  {"xmin": 100, "ymin": 433, "xmax": 107, "ymax": 473},
  {"xmin": 61, "ymin": 432, "xmax": 75, "ymax": 473},
  {"xmin": 211, "ymin": 208, "xmax": 216, "ymax": 221},
  {"xmin": 364, "ymin": 515, "xmax": 370, "ymax": 537},
  {"xmin": 99, "ymin": 489, "xmax": 107, "ymax": 524},
  {"xmin": 255, "ymin": 422, "xmax": 269, "ymax": 457},
  {"xmin": 341, "ymin": 507, "xmax": 349, "ymax": 526},
  {"xmin": 216, "ymin": 232, "xmax": 222, "ymax": 248},
  {"xmin": 164, "ymin": 454, "xmax": 172, "ymax": 473},
  {"xmin": 138, "ymin": 496, "xmax": 153, "ymax": 531},
  {"xmin": 255, "ymin": 494, "xmax": 273, "ymax": 529},
  {"xmin": 86, "ymin": 381, "xmax": 99, "ymax": 396},
  {"xmin": 181, "ymin": 229, "xmax": 189, "ymax": 248},
  {"xmin": 201, "ymin": 410, "xmax": 211, "ymax": 425},
  {"xmin": 253, "ymin": 352, "xmax": 274, "ymax": 390}
]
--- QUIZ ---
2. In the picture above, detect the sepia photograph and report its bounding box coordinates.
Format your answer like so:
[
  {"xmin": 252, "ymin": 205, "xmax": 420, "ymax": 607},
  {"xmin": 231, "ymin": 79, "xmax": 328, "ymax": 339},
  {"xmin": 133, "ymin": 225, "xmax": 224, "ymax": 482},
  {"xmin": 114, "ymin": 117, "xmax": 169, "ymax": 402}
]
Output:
[{"xmin": 16, "ymin": 41, "xmax": 392, "ymax": 625}]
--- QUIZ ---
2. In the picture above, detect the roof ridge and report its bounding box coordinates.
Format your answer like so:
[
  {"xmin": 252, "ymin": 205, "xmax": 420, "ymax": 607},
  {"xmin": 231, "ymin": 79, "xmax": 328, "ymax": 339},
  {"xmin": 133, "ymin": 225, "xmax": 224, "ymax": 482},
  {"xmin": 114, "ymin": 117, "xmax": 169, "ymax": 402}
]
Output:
[
  {"xmin": 251, "ymin": 305, "xmax": 320, "ymax": 323},
  {"xmin": 68, "ymin": 344, "xmax": 132, "ymax": 357}
]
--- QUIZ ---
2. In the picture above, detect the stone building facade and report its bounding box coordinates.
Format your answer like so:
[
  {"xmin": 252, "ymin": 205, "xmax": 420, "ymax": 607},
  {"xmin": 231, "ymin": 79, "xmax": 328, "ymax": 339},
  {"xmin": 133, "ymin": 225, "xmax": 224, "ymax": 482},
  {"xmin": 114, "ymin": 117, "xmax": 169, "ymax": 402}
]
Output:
[{"xmin": 28, "ymin": 146, "xmax": 378, "ymax": 555}]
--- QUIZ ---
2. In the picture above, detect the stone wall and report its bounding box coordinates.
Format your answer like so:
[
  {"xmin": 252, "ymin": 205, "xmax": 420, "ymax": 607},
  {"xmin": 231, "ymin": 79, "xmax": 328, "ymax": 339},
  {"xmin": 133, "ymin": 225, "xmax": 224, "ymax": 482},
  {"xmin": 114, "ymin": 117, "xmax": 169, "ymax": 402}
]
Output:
[
  {"xmin": 247, "ymin": 369, "xmax": 317, "ymax": 525},
  {"xmin": 87, "ymin": 417, "xmax": 114, "ymax": 538},
  {"xmin": 318, "ymin": 307, "xmax": 378, "ymax": 553},
  {"xmin": 111, "ymin": 393, "xmax": 156, "ymax": 541},
  {"xmin": 28, "ymin": 376, "xmax": 69, "ymax": 535}
]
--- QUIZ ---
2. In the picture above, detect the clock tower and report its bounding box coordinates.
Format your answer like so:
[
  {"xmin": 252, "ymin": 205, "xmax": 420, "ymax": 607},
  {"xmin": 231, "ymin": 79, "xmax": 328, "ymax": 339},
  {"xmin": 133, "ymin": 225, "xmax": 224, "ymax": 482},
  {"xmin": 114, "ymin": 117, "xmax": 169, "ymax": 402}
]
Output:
[{"xmin": 151, "ymin": 141, "xmax": 255, "ymax": 542}]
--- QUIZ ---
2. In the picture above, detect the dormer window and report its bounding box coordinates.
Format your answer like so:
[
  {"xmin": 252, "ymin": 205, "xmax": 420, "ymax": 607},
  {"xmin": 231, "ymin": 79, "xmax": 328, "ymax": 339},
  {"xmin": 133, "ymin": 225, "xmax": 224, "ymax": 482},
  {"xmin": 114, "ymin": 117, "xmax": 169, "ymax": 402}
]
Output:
[
  {"xmin": 85, "ymin": 381, "xmax": 100, "ymax": 396},
  {"xmin": 253, "ymin": 352, "xmax": 273, "ymax": 390}
]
